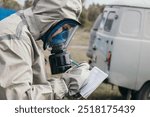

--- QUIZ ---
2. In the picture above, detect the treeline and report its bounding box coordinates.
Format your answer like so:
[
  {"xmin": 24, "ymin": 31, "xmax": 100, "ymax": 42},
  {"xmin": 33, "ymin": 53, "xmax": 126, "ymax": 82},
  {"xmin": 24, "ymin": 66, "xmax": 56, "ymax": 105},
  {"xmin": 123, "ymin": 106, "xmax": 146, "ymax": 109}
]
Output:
[
  {"xmin": 0, "ymin": 0, "xmax": 21, "ymax": 10},
  {"xmin": 80, "ymin": 4, "xmax": 104, "ymax": 28}
]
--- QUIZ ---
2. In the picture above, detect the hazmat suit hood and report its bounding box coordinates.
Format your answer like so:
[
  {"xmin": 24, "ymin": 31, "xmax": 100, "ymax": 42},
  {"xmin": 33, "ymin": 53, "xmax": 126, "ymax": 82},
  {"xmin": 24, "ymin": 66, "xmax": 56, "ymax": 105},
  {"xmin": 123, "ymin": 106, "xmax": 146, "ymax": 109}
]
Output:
[{"xmin": 23, "ymin": 0, "xmax": 82, "ymax": 40}]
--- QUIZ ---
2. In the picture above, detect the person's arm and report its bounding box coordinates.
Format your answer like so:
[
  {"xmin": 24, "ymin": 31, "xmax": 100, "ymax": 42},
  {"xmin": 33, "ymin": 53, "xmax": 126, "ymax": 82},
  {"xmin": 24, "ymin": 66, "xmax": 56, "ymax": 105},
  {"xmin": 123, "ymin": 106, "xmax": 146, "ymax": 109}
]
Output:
[
  {"xmin": 4, "ymin": 78, "xmax": 68, "ymax": 100},
  {"xmin": 0, "ymin": 35, "xmax": 68, "ymax": 100}
]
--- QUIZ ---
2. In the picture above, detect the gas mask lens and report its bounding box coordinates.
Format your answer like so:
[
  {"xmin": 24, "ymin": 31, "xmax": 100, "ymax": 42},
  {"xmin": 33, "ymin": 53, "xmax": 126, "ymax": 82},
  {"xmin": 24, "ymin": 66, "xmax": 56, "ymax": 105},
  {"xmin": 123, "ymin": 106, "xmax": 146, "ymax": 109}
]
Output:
[
  {"xmin": 50, "ymin": 24, "xmax": 73, "ymax": 46},
  {"xmin": 52, "ymin": 24, "xmax": 71, "ymax": 38},
  {"xmin": 41, "ymin": 19, "xmax": 80, "ymax": 74}
]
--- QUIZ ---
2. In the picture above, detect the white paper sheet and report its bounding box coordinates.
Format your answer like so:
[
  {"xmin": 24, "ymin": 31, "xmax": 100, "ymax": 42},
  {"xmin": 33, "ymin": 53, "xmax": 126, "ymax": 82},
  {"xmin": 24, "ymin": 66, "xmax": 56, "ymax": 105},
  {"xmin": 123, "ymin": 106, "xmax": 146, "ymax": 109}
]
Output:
[{"xmin": 80, "ymin": 67, "xmax": 108, "ymax": 98}]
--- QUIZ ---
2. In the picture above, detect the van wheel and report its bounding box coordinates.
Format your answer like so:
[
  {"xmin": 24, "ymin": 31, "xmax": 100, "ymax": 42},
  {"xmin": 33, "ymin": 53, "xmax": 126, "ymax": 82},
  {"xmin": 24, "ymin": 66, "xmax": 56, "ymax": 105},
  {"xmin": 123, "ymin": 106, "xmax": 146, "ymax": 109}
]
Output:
[
  {"xmin": 135, "ymin": 83, "xmax": 150, "ymax": 100},
  {"xmin": 118, "ymin": 87, "xmax": 128, "ymax": 98}
]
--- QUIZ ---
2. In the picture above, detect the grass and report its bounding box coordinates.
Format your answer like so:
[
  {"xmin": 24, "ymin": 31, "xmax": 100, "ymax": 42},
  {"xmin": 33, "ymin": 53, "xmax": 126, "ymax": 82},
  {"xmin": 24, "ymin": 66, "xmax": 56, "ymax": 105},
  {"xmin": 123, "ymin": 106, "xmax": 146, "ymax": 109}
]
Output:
[
  {"xmin": 88, "ymin": 83, "xmax": 123, "ymax": 100},
  {"xmin": 68, "ymin": 28, "xmax": 90, "ymax": 63},
  {"xmin": 69, "ymin": 28, "xmax": 90, "ymax": 46}
]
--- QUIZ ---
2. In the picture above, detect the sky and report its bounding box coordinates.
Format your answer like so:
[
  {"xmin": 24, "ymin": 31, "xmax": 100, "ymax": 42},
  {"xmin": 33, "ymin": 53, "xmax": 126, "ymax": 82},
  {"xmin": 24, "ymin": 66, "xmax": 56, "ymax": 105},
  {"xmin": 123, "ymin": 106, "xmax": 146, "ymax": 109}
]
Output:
[{"xmin": 16, "ymin": 0, "xmax": 109, "ymax": 7}]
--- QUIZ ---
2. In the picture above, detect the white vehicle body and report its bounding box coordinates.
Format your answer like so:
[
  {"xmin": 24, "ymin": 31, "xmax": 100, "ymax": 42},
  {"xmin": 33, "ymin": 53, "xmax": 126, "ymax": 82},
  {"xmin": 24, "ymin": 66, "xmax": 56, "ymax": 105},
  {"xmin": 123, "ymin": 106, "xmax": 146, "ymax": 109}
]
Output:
[{"xmin": 89, "ymin": 0, "xmax": 150, "ymax": 99}]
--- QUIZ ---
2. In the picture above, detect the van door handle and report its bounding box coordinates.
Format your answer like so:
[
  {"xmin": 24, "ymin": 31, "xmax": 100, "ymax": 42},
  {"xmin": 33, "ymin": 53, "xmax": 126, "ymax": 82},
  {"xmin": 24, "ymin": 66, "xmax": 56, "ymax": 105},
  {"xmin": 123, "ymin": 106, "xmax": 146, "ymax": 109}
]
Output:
[{"xmin": 111, "ymin": 41, "xmax": 113, "ymax": 45}]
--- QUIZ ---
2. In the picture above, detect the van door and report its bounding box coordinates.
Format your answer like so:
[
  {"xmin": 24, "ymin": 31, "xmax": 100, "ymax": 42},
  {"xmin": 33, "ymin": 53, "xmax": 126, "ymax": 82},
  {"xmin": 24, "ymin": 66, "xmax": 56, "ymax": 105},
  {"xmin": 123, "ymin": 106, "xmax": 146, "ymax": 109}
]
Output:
[
  {"xmin": 92, "ymin": 7, "xmax": 119, "ymax": 73},
  {"xmin": 109, "ymin": 8, "xmax": 142, "ymax": 90}
]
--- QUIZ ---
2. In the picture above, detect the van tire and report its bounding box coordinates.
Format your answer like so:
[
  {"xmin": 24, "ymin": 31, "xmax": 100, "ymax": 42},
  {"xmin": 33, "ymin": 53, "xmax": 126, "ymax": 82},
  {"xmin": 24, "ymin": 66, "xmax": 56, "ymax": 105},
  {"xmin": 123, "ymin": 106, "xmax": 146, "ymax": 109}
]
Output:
[
  {"xmin": 118, "ymin": 87, "xmax": 128, "ymax": 98},
  {"xmin": 136, "ymin": 82, "xmax": 150, "ymax": 100}
]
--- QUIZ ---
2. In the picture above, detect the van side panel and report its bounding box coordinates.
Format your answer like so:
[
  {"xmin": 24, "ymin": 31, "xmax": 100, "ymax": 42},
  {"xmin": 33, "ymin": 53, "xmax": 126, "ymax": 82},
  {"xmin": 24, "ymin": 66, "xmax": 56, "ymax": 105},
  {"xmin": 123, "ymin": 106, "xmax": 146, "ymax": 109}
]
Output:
[
  {"xmin": 109, "ymin": 38, "xmax": 141, "ymax": 90},
  {"xmin": 137, "ymin": 42, "xmax": 150, "ymax": 90},
  {"xmin": 136, "ymin": 11, "xmax": 150, "ymax": 90},
  {"xmin": 109, "ymin": 8, "xmax": 142, "ymax": 90}
]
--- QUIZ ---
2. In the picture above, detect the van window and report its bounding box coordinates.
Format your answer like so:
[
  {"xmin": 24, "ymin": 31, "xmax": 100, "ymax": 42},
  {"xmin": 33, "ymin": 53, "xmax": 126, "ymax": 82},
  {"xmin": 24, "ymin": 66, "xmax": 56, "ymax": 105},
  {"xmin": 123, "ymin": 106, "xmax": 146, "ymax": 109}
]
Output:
[
  {"xmin": 104, "ymin": 12, "xmax": 116, "ymax": 32},
  {"xmin": 119, "ymin": 10, "xmax": 141, "ymax": 37}
]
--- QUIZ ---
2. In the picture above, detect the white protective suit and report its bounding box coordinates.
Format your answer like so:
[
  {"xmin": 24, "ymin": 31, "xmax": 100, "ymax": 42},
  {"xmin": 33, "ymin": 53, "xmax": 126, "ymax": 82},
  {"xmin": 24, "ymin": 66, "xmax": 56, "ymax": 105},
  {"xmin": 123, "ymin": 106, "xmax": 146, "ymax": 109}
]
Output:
[{"xmin": 0, "ymin": 0, "xmax": 83, "ymax": 100}]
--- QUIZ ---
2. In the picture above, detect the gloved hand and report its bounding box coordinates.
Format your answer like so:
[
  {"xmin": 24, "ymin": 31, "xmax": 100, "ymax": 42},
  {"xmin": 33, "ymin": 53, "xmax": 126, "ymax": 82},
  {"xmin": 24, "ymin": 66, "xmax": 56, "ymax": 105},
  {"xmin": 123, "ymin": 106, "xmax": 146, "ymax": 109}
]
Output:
[
  {"xmin": 61, "ymin": 62, "xmax": 90, "ymax": 96},
  {"xmin": 48, "ymin": 78, "xmax": 68, "ymax": 99}
]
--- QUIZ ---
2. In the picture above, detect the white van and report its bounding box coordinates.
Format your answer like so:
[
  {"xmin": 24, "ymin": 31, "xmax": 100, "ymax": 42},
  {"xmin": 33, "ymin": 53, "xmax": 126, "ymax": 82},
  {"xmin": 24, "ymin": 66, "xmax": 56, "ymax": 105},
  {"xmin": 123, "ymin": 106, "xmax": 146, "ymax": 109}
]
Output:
[{"xmin": 88, "ymin": 0, "xmax": 150, "ymax": 99}]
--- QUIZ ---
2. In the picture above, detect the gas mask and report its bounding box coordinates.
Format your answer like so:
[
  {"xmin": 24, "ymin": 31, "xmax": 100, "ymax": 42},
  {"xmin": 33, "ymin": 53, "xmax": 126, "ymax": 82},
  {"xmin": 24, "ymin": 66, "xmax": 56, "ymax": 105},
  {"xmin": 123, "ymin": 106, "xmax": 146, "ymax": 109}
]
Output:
[{"xmin": 41, "ymin": 19, "xmax": 80, "ymax": 74}]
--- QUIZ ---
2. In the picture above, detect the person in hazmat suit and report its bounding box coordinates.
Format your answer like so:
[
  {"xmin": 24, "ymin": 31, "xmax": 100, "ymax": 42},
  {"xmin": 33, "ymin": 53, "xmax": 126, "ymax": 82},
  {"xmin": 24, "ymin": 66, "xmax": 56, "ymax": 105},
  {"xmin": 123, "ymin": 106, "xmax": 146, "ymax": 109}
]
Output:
[{"xmin": 0, "ymin": 0, "xmax": 91, "ymax": 100}]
